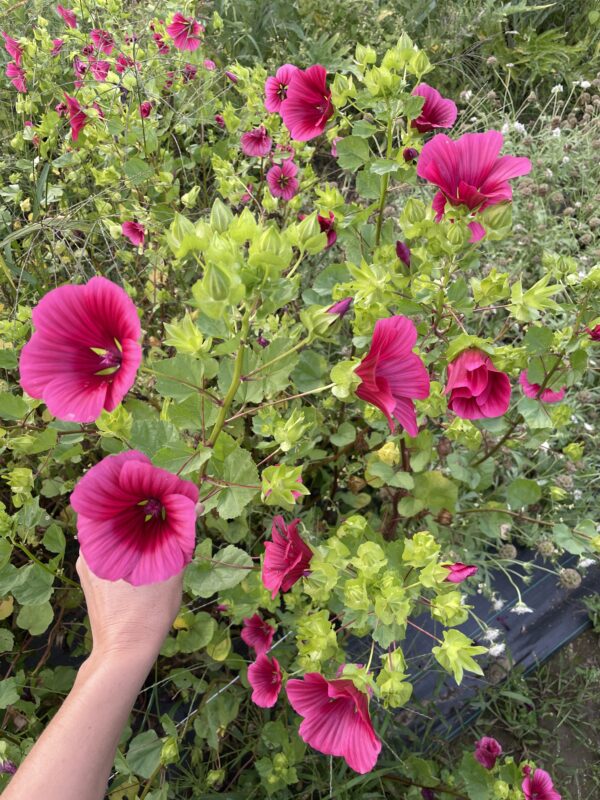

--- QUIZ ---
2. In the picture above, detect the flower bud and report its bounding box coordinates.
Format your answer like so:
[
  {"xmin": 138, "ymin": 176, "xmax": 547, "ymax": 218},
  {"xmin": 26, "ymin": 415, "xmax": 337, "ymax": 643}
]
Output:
[
  {"xmin": 395, "ymin": 240, "xmax": 411, "ymax": 266},
  {"xmin": 403, "ymin": 146, "xmax": 418, "ymax": 162},
  {"xmin": 327, "ymin": 297, "xmax": 353, "ymax": 317}
]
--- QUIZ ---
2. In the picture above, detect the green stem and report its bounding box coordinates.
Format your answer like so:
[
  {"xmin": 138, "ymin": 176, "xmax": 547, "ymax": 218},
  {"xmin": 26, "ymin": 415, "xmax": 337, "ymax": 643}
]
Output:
[
  {"xmin": 242, "ymin": 336, "xmax": 311, "ymax": 381},
  {"xmin": 12, "ymin": 541, "xmax": 79, "ymax": 589},
  {"xmin": 141, "ymin": 367, "xmax": 221, "ymax": 405},
  {"xmin": 201, "ymin": 310, "xmax": 251, "ymax": 469},
  {"xmin": 225, "ymin": 383, "xmax": 334, "ymax": 424},
  {"xmin": 139, "ymin": 763, "xmax": 162, "ymax": 800},
  {"xmin": 471, "ymin": 414, "xmax": 520, "ymax": 467},
  {"xmin": 374, "ymin": 111, "xmax": 394, "ymax": 246}
]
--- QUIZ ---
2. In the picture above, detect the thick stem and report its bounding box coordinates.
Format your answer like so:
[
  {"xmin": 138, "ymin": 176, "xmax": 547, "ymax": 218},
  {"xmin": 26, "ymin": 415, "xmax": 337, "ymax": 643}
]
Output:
[{"xmin": 374, "ymin": 112, "xmax": 394, "ymax": 246}]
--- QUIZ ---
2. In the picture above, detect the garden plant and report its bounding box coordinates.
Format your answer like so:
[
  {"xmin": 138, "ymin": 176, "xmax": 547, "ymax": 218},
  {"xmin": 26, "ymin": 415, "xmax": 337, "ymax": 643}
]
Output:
[{"xmin": 0, "ymin": 1, "xmax": 599, "ymax": 798}]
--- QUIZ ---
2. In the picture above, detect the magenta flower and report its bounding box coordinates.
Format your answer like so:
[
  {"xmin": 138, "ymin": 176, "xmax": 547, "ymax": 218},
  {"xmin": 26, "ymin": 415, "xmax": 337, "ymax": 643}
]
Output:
[
  {"xmin": 286, "ymin": 673, "xmax": 382, "ymax": 774},
  {"xmin": 262, "ymin": 516, "xmax": 312, "ymax": 599},
  {"xmin": 89, "ymin": 58, "xmax": 109, "ymax": 81},
  {"xmin": 327, "ymin": 297, "xmax": 353, "ymax": 317},
  {"xmin": 71, "ymin": 451, "xmax": 199, "ymax": 585},
  {"xmin": 203, "ymin": 58, "xmax": 216, "ymax": 71},
  {"xmin": 445, "ymin": 349, "xmax": 511, "ymax": 420},
  {"xmin": 444, "ymin": 563, "xmax": 478, "ymax": 583},
  {"xmin": 214, "ymin": 114, "xmax": 225, "ymax": 128},
  {"xmin": 417, "ymin": 131, "xmax": 531, "ymax": 242},
  {"xmin": 280, "ymin": 65, "xmax": 334, "ymax": 141},
  {"xmin": 55, "ymin": 101, "xmax": 67, "ymax": 116},
  {"xmin": 51, "ymin": 38, "xmax": 64, "ymax": 56},
  {"xmin": 0, "ymin": 760, "xmax": 17, "ymax": 775},
  {"xmin": 183, "ymin": 63, "xmax": 197, "ymax": 82},
  {"xmin": 90, "ymin": 29, "xmax": 114, "ymax": 55},
  {"xmin": 265, "ymin": 64, "xmax": 299, "ymax": 112},
  {"xmin": 330, "ymin": 136, "xmax": 342, "ymax": 157},
  {"xmin": 474, "ymin": 737, "xmax": 502, "ymax": 769},
  {"xmin": 267, "ymin": 159, "xmax": 299, "ymax": 200},
  {"xmin": 6, "ymin": 62, "xmax": 26, "ymax": 93},
  {"xmin": 411, "ymin": 83, "xmax": 458, "ymax": 133},
  {"xmin": 318, "ymin": 211, "xmax": 337, "ymax": 248},
  {"xmin": 403, "ymin": 147, "xmax": 419, "ymax": 163},
  {"xmin": 395, "ymin": 240, "xmax": 411, "ymax": 267},
  {"xmin": 19, "ymin": 277, "xmax": 141, "ymax": 423},
  {"xmin": 241, "ymin": 125, "xmax": 272, "ymax": 157},
  {"xmin": 586, "ymin": 324, "xmax": 600, "ymax": 341},
  {"xmin": 56, "ymin": 5, "xmax": 76, "ymax": 28},
  {"xmin": 139, "ymin": 101, "xmax": 153, "ymax": 119},
  {"xmin": 241, "ymin": 613, "xmax": 275, "ymax": 655},
  {"xmin": 115, "ymin": 53, "xmax": 134, "ymax": 73},
  {"xmin": 248, "ymin": 654, "xmax": 282, "ymax": 708},
  {"xmin": 2, "ymin": 32, "xmax": 22, "ymax": 65},
  {"xmin": 152, "ymin": 33, "xmax": 169, "ymax": 55},
  {"xmin": 166, "ymin": 12, "xmax": 202, "ymax": 51},
  {"xmin": 519, "ymin": 371, "xmax": 565, "ymax": 403},
  {"xmin": 122, "ymin": 221, "xmax": 145, "ymax": 247},
  {"xmin": 355, "ymin": 316, "xmax": 430, "ymax": 437},
  {"xmin": 225, "ymin": 70, "xmax": 238, "ymax": 83},
  {"xmin": 522, "ymin": 767, "xmax": 561, "ymax": 800},
  {"xmin": 64, "ymin": 93, "xmax": 88, "ymax": 141}
]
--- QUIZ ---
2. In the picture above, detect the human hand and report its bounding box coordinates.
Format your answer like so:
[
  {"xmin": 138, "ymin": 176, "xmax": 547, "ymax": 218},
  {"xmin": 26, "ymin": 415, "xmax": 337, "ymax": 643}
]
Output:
[{"xmin": 76, "ymin": 553, "xmax": 183, "ymax": 668}]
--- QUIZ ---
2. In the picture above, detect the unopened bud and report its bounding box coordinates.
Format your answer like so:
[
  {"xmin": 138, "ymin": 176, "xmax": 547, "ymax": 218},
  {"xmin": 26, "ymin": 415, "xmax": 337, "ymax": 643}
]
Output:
[
  {"xmin": 327, "ymin": 297, "xmax": 353, "ymax": 317},
  {"xmin": 403, "ymin": 147, "xmax": 418, "ymax": 162},
  {"xmin": 395, "ymin": 240, "xmax": 411, "ymax": 267}
]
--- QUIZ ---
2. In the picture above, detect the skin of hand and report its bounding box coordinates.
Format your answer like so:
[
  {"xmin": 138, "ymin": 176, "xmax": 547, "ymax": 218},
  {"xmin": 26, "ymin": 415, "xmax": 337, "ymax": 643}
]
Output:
[{"xmin": 1, "ymin": 554, "xmax": 184, "ymax": 800}]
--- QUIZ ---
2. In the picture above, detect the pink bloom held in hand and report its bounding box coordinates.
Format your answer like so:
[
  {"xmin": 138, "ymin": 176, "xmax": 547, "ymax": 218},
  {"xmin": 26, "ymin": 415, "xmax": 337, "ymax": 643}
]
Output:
[
  {"xmin": 411, "ymin": 83, "xmax": 458, "ymax": 133},
  {"xmin": 355, "ymin": 316, "xmax": 430, "ymax": 437},
  {"xmin": 445, "ymin": 349, "xmax": 511, "ymax": 420},
  {"xmin": 139, "ymin": 101, "xmax": 153, "ymax": 119},
  {"xmin": 248, "ymin": 654, "xmax": 282, "ymax": 708},
  {"xmin": 265, "ymin": 64, "xmax": 298, "ymax": 112},
  {"xmin": 266, "ymin": 159, "xmax": 299, "ymax": 200},
  {"xmin": 241, "ymin": 125, "xmax": 272, "ymax": 157},
  {"xmin": 280, "ymin": 65, "xmax": 334, "ymax": 141},
  {"xmin": 317, "ymin": 211, "xmax": 336, "ymax": 248},
  {"xmin": 522, "ymin": 767, "xmax": 561, "ymax": 800},
  {"xmin": 64, "ymin": 93, "xmax": 88, "ymax": 140},
  {"xmin": 286, "ymin": 673, "xmax": 382, "ymax": 774},
  {"xmin": 166, "ymin": 12, "xmax": 202, "ymax": 51},
  {"xmin": 56, "ymin": 5, "xmax": 77, "ymax": 28},
  {"xmin": 51, "ymin": 38, "xmax": 64, "ymax": 56},
  {"xmin": 19, "ymin": 277, "xmax": 142, "ymax": 423},
  {"xmin": 444, "ymin": 562, "xmax": 478, "ymax": 583},
  {"xmin": 90, "ymin": 29, "xmax": 114, "ymax": 55},
  {"xmin": 262, "ymin": 516, "xmax": 312, "ymax": 599},
  {"xmin": 519, "ymin": 371, "xmax": 565, "ymax": 404},
  {"xmin": 417, "ymin": 130, "xmax": 531, "ymax": 242},
  {"xmin": 71, "ymin": 451, "xmax": 199, "ymax": 585},
  {"xmin": 242, "ymin": 613, "xmax": 275, "ymax": 655},
  {"xmin": 2, "ymin": 32, "xmax": 23, "ymax": 66},
  {"xmin": 6, "ymin": 62, "xmax": 26, "ymax": 92},
  {"xmin": 122, "ymin": 221, "xmax": 145, "ymax": 247},
  {"xmin": 474, "ymin": 737, "xmax": 502, "ymax": 769}
]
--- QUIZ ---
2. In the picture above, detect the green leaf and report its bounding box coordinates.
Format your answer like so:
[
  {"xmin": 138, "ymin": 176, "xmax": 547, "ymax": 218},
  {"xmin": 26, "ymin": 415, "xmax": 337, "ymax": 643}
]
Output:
[
  {"xmin": 0, "ymin": 629, "xmax": 14, "ymax": 653},
  {"xmin": 523, "ymin": 325, "xmax": 553, "ymax": 355},
  {"xmin": 175, "ymin": 611, "xmax": 216, "ymax": 654},
  {"xmin": 152, "ymin": 355, "xmax": 209, "ymax": 401},
  {"xmin": 0, "ymin": 350, "xmax": 17, "ymax": 369},
  {"xmin": 126, "ymin": 730, "xmax": 163, "ymax": 779},
  {"xmin": 16, "ymin": 601, "xmax": 54, "ymax": 635},
  {"xmin": 214, "ymin": 447, "xmax": 260, "ymax": 519},
  {"xmin": 552, "ymin": 523, "xmax": 588, "ymax": 555},
  {"xmin": 42, "ymin": 523, "xmax": 66, "ymax": 555},
  {"xmin": 185, "ymin": 544, "xmax": 253, "ymax": 598},
  {"xmin": 336, "ymin": 136, "xmax": 370, "ymax": 171},
  {"xmin": 0, "ymin": 677, "xmax": 19, "ymax": 708},
  {"xmin": 506, "ymin": 478, "xmax": 542, "ymax": 508},
  {"xmin": 153, "ymin": 444, "xmax": 211, "ymax": 475},
  {"xmin": 459, "ymin": 752, "xmax": 494, "ymax": 799},
  {"xmin": 12, "ymin": 564, "xmax": 54, "ymax": 605},
  {"xmin": 0, "ymin": 392, "xmax": 28, "ymax": 420},
  {"xmin": 124, "ymin": 157, "xmax": 155, "ymax": 186},
  {"xmin": 413, "ymin": 471, "xmax": 458, "ymax": 512},
  {"xmin": 330, "ymin": 422, "xmax": 356, "ymax": 447}
]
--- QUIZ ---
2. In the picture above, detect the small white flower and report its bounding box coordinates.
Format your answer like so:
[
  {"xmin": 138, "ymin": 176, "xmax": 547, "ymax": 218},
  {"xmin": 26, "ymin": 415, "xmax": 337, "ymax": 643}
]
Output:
[
  {"xmin": 489, "ymin": 643, "xmax": 507, "ymax": 657},
  {"xmin": 551, "ymin": 84, "xmax": 564, "ymax": 94},
  {"xmin": 506, "ymin": 62, "xmax": 515, "ymax": 68},
  {"xmin": 580, "ymin": 80, "xmax": 591, "ymax": 89},
  {"xmin": 483, "ymin": 627, "xmax": 502, "ymax": 642},
  {"xmin": 511, "ymin": 601, "xmax": 534, "ymax": 615},
  {"xmin": 501, "ymin": 121, "xmax": 510, "ymax": 134},
  {"xmin": 584, "ymin": 423, "xmax": 594, "ymax": 432},
  {"xmin": 514, "ymin": 121, "xmax": 526, "ymax": 135},
  {"xmin": 578, "ymin": 557, "xmax": 595, "ymax": 569},
  {"xmin": 551, "ymin": 128, "xmax": 561, "ymax": 137},
  {"xmin": 573, "ymin": 489, "xmax": 582, "ymax": 500},
  {"xmin": 540, "ymin": 441, "xmax": 550, "ymax": 451},
  {"xmin": 460, "ymin": 89, "xmax": 473, "ymax": 101},
  {"xmin": 562, "ymin": 156, "xmax": 570, "ymax": 163},
  {"xmin": 492, "ymin": 596, "xmax": 505, "ymax": 611},
  {"xmin": 500, "ymin": 523, "xmax": 511, "ymax": 539}
]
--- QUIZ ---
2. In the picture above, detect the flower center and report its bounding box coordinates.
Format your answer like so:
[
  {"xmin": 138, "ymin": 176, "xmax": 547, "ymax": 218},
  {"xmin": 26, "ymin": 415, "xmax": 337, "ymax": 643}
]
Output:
[
  {"xmin": 139, "ymin": 497, "xmax": 166, "ymax": 522},
  {"xmin": 92, "ymin": 339, "xmax": 123, "ymax": 377},
  {"xmin": 277, "ymin": 174, "xmax": 289, "ymax": 188},
  {"xmin": 277, "ymin": 82, "xmax": 288, "ymax": 100}
]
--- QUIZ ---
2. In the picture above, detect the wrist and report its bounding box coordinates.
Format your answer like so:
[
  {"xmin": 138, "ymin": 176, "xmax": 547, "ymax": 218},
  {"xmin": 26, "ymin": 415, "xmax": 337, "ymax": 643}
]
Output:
[{"xmin": 82, "ymin": 646, "xmax": 157, "ymax": 684}]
